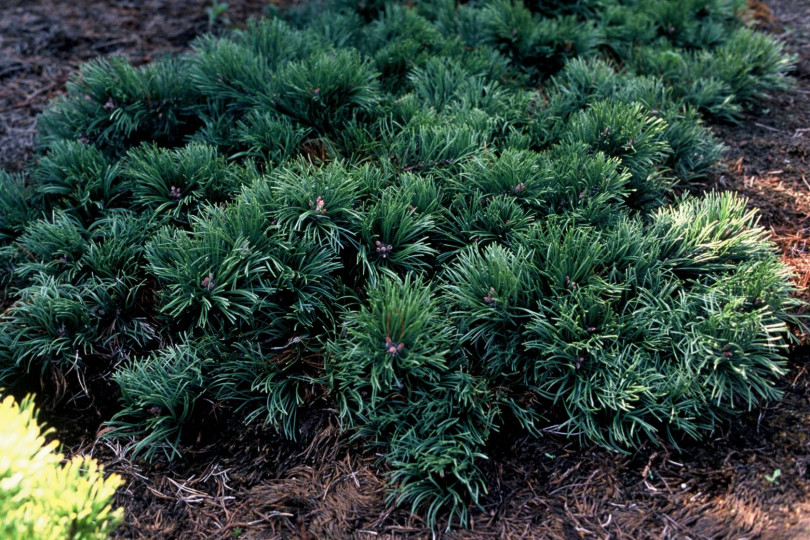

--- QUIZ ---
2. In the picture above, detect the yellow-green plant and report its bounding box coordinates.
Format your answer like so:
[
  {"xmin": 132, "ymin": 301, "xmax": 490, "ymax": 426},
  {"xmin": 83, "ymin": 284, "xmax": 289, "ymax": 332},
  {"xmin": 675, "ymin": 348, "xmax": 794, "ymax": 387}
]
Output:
[{"xmin": 0, "ymin": 394, "xmax": 123, "ymax": 540}]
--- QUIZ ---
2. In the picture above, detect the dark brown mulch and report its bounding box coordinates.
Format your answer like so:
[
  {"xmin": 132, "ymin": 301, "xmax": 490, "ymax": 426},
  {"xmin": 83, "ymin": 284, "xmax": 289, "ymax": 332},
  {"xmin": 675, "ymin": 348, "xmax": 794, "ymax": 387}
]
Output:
[
  {"xmin": 711, "ymin": 1, "xmax": 810, "ymax": 306},
  {"xmin": 0, "ymin": 0, "xmax": 271, "ymax": 172},
  {"xmin": 2, "ymin": 0, "xmax": 810, "ymax": 538}
]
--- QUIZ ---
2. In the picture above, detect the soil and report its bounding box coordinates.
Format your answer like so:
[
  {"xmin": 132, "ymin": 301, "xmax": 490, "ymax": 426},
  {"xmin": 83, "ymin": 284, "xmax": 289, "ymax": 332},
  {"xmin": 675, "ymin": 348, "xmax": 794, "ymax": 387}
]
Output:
[{"xmin": 2, "ymin": 0, "xmax": 810, "ymax": 538}]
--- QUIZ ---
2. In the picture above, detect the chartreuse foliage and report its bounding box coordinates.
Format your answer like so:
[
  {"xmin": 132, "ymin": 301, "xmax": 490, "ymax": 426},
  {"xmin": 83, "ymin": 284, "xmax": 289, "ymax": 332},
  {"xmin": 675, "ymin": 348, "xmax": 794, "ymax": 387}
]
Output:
[
  {"xmin": 0, "ymin": 394, "xmax": 123, "ymax": 539},
  {"xmin": 0, "ymin": 0, "xmax": 801, "ymax": 530}
]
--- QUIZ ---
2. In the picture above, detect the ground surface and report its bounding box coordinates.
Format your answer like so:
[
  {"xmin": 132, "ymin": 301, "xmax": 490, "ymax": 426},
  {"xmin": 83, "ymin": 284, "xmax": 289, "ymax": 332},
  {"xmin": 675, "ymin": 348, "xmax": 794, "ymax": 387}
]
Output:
[{"xmin": 1, "ymin": 0, "xmax": 810, "ymax": 538}]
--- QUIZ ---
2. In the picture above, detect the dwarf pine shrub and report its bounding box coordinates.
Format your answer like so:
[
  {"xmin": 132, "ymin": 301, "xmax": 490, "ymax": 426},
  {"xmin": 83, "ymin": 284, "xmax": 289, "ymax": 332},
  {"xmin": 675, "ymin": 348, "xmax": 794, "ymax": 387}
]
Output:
[
  {"xmin": 0, "ymin": 0, "xmax": 802, "ymax": 529},
  {"xmin": 0, "ymin": 395, "xmax": 123, "ymax": 539}
]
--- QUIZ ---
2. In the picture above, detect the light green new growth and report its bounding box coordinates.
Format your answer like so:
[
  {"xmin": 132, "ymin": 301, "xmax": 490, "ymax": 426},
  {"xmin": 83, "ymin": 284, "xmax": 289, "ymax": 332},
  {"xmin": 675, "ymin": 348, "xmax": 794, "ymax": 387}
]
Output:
[{"xmin": 0, "ymin": 395, "xmax": 123, "ymax": 540}]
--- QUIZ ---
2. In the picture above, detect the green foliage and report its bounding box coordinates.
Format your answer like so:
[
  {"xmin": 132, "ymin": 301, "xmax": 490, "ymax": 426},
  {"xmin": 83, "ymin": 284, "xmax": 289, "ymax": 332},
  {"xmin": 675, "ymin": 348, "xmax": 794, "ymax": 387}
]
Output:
[
  {"xmin": 0, "ymin": 394, "xmax": 123, "ymax": 539},
  {"xmin": 709, "ymin": 28, "xmax": 794, "ymax": 106},
  {"xmin": 629, "ymin": 28, "xmax": 794, "ymax": 122},
  {"xmin": 124, "ymin": 142, "xmax": 235, "ymax": 223},
  {"xmin": 232, "ymin": 110, "xmax": 310, "ymax": 164},
  {"xmin": 384, "ymin": 114, "xmax": 486, "ymax": 173},
  {"xmin": 32, "ymin": 140, "xmax": 123, "ymax": 219},
  {"xmin": 357, "ymin": 186, "xmax": 437, "ymax": 283},
  {"xmin": 1, "ymin": 0, "xmax": 802, "ymax": 531},
  {"xmin": 443, "ymin": 243, "xmax": 539, "ymax": 378},
  {"xmin": 207, "ymin": 0, "xmax": 230, "ymax": 32},
  {"xmin": 270, "ymin": 49, "xmax": 384, "ymax": 136},
  {"xmin": 562, "ymin": 100, "xmax": 671, "ymax": 210},
  {"xmin": 82, "ymin": 212, "xmax": 157, "ymax": 352},
  {"xmin": 269, "ymin": 160, "xmax": 362, "ymax": 252},
  {"xmin": 145, "ymin": 205, "xmax": 282, "ymax": 331},
  {"xmin": 212, "ymin": 338, "xmax": 324, "ymax": 440},
  {"xmin": 37, "ymin": 56, "xmax": 200, "ymax": 153},
  {"xmin": 0, "ymin": 277, "xmax": 95, "ymax": 382},
  {"xmin": 514, "ymin": 194, "xmax": 801, "ymax": 448},
  {"xmin": 12, "ymin": 212, "xmax": 88, "ymax": 282},
  {"xmin": 0, "ymin": 171, "xmax": 38, "ymax": 245},
  {"xmin": 329, "ymin": 275, "xmax": 495, "ymax": 527},
  {"xmin": 107, "ymin": 342, "xmax": 207, "ymax": 460},
  {"xmin": 479, "ymin": 0, "xmax": 602, "ymax": 78}
]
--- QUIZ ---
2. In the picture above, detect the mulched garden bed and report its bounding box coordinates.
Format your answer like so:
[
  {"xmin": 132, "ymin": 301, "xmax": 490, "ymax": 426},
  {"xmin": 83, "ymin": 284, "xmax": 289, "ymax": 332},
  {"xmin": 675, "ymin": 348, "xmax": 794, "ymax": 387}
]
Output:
[{"xmin": 1, "ymin": 0, "xmax": 809, "ymax": 538}]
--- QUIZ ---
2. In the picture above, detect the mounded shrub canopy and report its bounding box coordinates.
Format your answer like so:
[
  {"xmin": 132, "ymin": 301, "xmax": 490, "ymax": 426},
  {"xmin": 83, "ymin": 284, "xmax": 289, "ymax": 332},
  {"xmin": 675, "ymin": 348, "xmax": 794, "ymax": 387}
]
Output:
[{"xmin": 0, "ymin": 0, "xmax": 802, "ymax": 528}]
